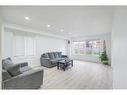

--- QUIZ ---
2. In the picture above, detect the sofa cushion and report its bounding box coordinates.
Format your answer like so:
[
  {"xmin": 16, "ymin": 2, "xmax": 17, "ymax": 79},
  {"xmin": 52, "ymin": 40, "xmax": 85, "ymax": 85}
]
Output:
[
  {"xmin": 57, "ymin": 52, "xmax": 62, "ymax": 58},
  {"xmin": 50, "ymin": 59, "xmax": 59, "ymax": 64},
  {"xmin": 20, "ymin": 66, "xmax": 32, "ymax": 73},
  {"xmin": 2, "ymin": 58, "xmax": 22, "ymax": 76},
  {"xmin": 2, "ymin": 57, "xmax": 14, "ymax": 69},
  {"xmin": 6, "ymin": 64, "xmax": 22, "ymax": 76},
  {"xmin": 45, "ymin": 53, "xmax": 50, "ymax": 58},
  {"xmin": 48, "ymin": 53, "xmax": 55, "ymax": 59},
  {"xmin": 41, "ymin": 53, "xmax": 49, "ymax": 58},
  {"xmin": 53, "ymin": 52, "xmax": 59, "ymax": 58}
]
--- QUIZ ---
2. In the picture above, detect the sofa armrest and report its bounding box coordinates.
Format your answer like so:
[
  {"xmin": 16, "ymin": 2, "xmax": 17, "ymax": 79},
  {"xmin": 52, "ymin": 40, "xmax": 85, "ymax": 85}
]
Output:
[
  {"xmin": 2, "ymin": 68, "xmax": 44, "ymax": 89},
  {"xmin": 2, "ymin": 69, "xmax": 12, "ymax": 81},
  {"xmin": 41, "ymin": 58, "xmax": 50, "ymax": 63},
  {"xmin": 12, "ymin": 68, "xmax": 43, "ymax": 79},
  {"xmin": 41, "ymin": 58, "xmax": 50, "ymax": 61},
  {"xmin": 7, "ymin": 64, "xmax": 21, "ymax": 76}
]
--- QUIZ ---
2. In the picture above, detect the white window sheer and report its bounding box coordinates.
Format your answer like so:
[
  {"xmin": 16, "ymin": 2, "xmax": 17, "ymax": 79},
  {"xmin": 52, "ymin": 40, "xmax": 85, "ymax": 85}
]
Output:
[{"xmin": 14, "ymin": 33, "xmax": 36, "ymax": 57}]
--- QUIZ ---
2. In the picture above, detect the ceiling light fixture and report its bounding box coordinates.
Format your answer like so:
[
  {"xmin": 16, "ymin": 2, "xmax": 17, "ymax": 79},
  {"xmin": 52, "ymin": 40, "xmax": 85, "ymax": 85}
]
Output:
[
  {"xmin": 25, "ymin": 16, "xmax": 30, "ymax": 20},
  {"xmin": 47, "ymin": 24, "xmax": 51, "ymax": 27}
]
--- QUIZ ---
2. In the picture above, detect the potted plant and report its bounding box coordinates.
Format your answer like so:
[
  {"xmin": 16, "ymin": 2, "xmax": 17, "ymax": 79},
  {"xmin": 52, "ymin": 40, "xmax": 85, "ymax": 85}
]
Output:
[
  {"xmin": 99, "ymin": 40, "xmax": 108, "ymax": 65},
  {"xmin": 99, "ymin": 50, "xmax": 108, "ymax": 65}
]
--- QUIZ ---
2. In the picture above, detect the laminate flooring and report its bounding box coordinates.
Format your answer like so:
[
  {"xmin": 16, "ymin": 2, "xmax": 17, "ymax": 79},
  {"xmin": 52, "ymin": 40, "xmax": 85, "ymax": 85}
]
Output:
[{"xmin": 40, "ymin": 60, "xmax": 112, "ymax": 89}]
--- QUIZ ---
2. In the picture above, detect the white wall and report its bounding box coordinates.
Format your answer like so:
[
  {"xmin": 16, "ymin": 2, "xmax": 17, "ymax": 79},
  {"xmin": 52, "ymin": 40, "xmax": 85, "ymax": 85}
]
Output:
[
  {"xmin": 0, "ymin": 8, "xmax": 3, "ymax": 89},
  {"xmin": 112, "ymin": 7, "xmax": 127, "ymax": 89},
  {"xmin": 32, "ymin": 35, "xmax": 67, "ymax": 67},
  {"xmin": 71, "ymin": 33, "xmax": 111, "ymax": 64},
  {"xmin": 0, "ymin": 22, "xmax": 1, "ymax": 89},
  {"xmin": 36, "ymin": 35, "xmax": 67, "ymax": 55},
  {"xmin": 4, "ymin": 30, "xmax": 13, "ymax": 58},
  {"xmin": 4, "ymin": 28, "xmax": 67, "ymax": 67}
]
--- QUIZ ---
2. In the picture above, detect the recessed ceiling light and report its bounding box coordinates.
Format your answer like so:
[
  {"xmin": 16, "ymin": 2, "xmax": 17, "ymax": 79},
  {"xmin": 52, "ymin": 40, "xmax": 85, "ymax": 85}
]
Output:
[
  {"xmin": 47, "ymin": 24, "xmax": 51, "ymax": 27},
  {"xmin": 25, "ymin": 16, "xmax": 30, "ymax": 20},
  {"xmin": 60, "ymin": 29, "xmax": 64, "ymax": 32}
]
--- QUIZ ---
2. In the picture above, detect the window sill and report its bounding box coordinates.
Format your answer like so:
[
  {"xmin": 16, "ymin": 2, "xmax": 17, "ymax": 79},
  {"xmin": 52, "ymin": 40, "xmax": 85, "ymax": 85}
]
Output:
[{"xmin": 72, "ymin": 54, "xmax": 99, "ymax": 57}]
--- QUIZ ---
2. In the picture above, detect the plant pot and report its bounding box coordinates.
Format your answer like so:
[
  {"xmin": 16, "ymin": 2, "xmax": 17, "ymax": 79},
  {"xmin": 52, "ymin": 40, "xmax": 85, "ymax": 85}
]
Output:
[{"xmin": 102, "ymin": 60, "xmax": 108, "ymax": 65}]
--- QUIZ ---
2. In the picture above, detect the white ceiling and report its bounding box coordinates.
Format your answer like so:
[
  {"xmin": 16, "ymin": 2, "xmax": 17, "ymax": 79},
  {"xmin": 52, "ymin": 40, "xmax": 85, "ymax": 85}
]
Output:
[{"xmin": 2, "ymin": 6, "xmax": 114, "ymax": 38}]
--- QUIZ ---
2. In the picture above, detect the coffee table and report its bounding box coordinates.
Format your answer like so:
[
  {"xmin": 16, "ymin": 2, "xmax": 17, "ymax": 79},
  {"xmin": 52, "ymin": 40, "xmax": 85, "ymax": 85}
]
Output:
[{"xmin": 57, "ymin": 59, "xmax": 73, "ymax": 71}]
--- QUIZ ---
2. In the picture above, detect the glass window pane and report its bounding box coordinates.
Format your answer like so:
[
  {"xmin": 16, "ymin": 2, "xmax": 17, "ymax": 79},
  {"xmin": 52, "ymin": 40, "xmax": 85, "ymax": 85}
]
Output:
[{"xmin": 73, "ymin": 39, "xmax": 103, "ymax": 56}]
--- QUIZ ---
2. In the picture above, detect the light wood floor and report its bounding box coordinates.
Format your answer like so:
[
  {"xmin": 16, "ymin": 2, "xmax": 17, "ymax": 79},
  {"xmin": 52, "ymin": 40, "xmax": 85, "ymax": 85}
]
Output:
[{"xmin": 40, "ymin": 60, "xmax": 112, "ymax": 89}]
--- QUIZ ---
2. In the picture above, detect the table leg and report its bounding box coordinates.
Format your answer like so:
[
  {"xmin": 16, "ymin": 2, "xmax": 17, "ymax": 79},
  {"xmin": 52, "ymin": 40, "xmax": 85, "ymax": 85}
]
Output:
[
  {"xmin": 63, "ymin": 64, "xmax": 66, "ymax": 71},
  {"xmin": 71, "ymin": 60, "xmax": 73, "ymax": 67},
  {"xmin": 57, "ymin": 63, "xmax": 59, "ymax": 69}
]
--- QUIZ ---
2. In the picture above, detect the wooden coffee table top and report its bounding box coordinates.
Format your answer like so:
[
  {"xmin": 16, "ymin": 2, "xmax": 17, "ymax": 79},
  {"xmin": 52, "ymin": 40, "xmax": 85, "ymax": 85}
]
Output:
[{"xmin": 58, "ymin": 59, "xmax": 73, "ymax": 64}]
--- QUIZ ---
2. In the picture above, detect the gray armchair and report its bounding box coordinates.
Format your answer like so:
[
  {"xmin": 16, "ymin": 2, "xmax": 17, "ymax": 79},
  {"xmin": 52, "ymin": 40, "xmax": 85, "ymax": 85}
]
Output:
[
  {"xmin": 2, "ymin": 68, "xmax": 44, "ymax": 89},
  {"xmin": 40, "ymin": 52, "xmax": 68, "ymax": 68},
  {"xmin": 2, "ymin": 57, "xmax": 44, "ymax": 89}
]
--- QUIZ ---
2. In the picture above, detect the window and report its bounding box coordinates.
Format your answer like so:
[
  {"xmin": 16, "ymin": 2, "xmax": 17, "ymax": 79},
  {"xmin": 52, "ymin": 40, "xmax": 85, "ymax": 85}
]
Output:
[
  {"xmin": 73, "ymin": 42, "xmax": 79, "ymax": 54},
  {"xmin": 14, "ymin": 33, "xmax": 36, "ymax": 57},
  {"xmin": 73, "ymin": 41, "xmax": 86, "ymax": 55},
  {"xmin": 73, "ymin": 39, "xmax": 103, "ymax": 56},
  {"xmin": 14, "ymin": 34, "xmax": 25, "ymax": 57},
  {"xmin": 25, "ymin": 36, "xmax": 36, "ymax": 56}
]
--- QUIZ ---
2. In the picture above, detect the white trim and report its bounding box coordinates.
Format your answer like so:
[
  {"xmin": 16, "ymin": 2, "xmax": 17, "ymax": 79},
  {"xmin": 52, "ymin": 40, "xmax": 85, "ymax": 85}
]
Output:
[
  {"xmin": 3, "ymin": 22, "xmax": 70, "ymax": 40},
  {"xmin": 1, "ymin": 24, "xmax": 4, "ymax": 59},
  {"xmin": 0, "ymin": 22, "xmax": 4, "ymax": 88}
]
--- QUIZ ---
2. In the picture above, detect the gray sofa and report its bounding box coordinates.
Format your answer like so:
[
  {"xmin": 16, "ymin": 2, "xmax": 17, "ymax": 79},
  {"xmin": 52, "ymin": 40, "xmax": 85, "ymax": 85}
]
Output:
[
  {"xmin": 40, "ymin": 52, "xmax": 68, "ymax": 68},
  {"xmin": 2, "ymin": 57, "xmax": 44, "ymax": 89}
]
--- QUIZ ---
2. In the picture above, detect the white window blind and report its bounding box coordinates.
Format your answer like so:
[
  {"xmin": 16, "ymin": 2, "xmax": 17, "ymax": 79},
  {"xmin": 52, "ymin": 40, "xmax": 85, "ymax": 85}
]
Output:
[
  {"xmin": 14, "ymin": 34, "xmax": 25, "ymax": 57},
  {"xmin": 14, "ymin": 33, "xmax": 36, "ymax": 57},
  {"xmin": 25, "ymin": 36, "xmax": 36, "ymax": 56}
]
